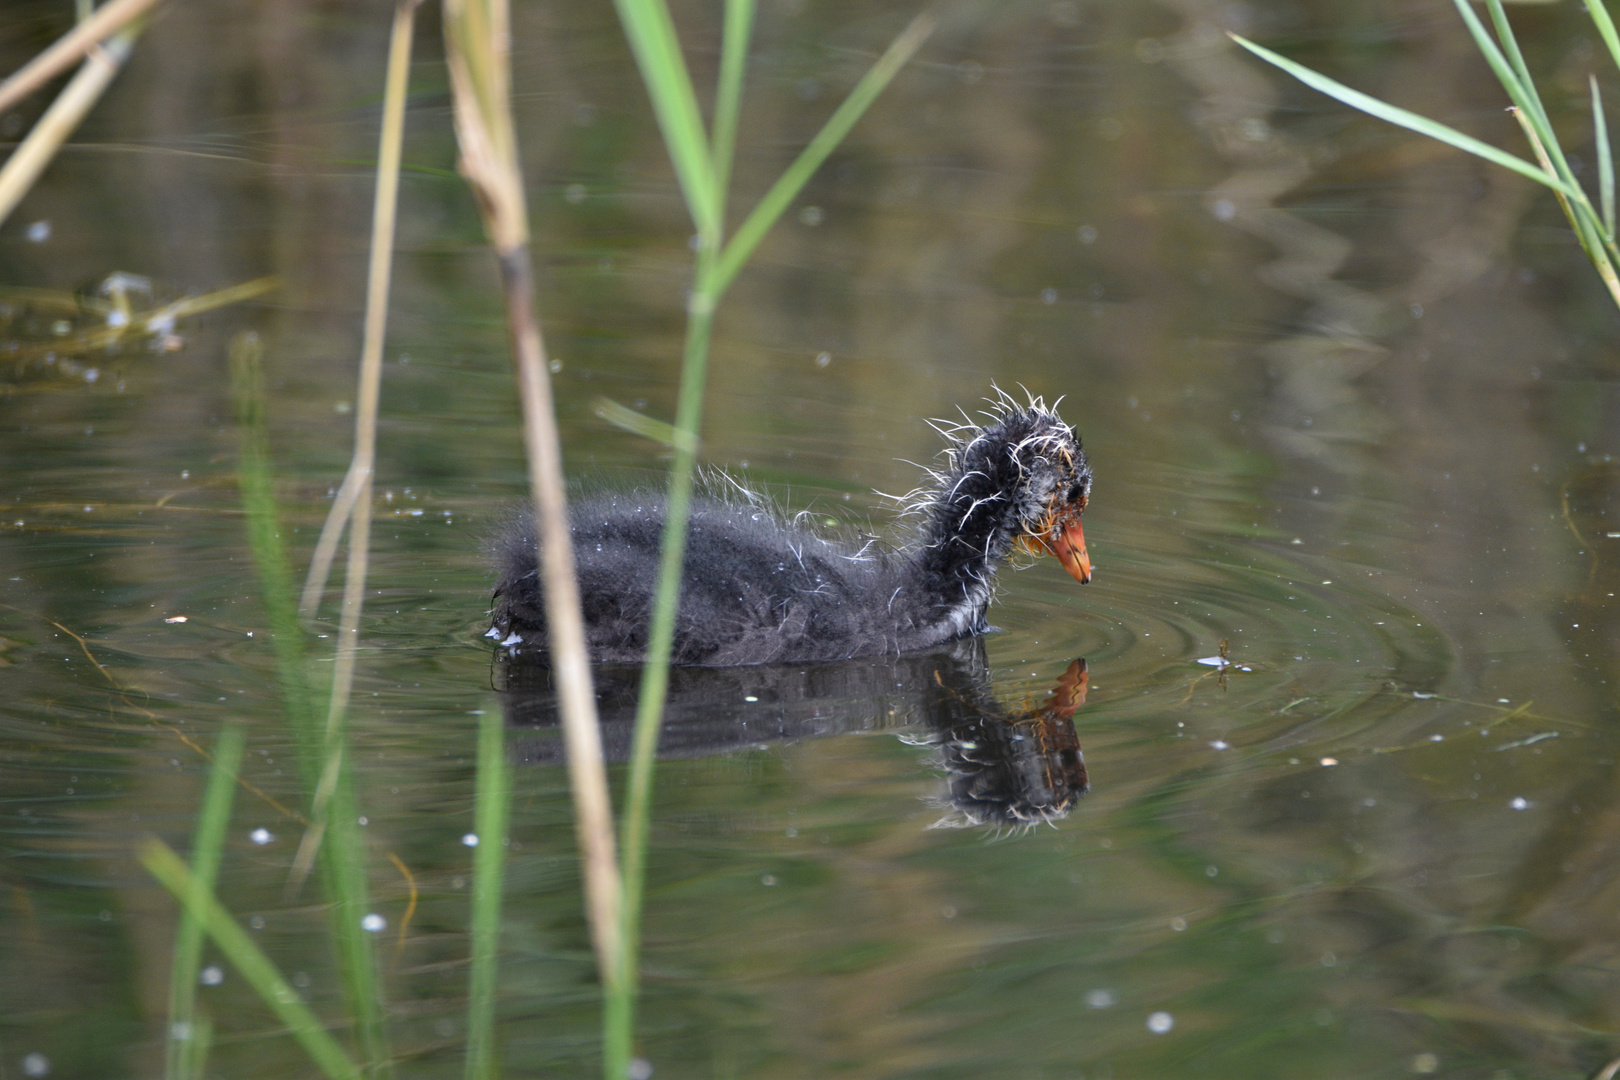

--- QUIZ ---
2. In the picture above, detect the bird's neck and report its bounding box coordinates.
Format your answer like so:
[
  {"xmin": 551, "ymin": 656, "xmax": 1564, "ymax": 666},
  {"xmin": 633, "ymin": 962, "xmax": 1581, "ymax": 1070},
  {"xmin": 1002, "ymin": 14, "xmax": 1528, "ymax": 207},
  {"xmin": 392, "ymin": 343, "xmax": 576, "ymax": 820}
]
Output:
[{"xmin": 904, "ymin": 478, "xmax": 1016, "ymax": 631}]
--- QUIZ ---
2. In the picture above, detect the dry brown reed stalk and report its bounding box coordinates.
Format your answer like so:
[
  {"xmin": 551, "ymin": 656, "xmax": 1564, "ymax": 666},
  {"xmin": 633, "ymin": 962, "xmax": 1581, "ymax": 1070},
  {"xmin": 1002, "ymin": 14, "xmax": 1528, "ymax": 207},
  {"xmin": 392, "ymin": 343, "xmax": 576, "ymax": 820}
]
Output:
[
  {"xmin": 0, "ymin": 0, "xmax": 162, "ymax": 116},
  {"xmin": 286, "ymin": 0, "xmax": 420, "ymax": 894},
  {"xmin": 442, "ymin": 0, "xmax": 623, "ymax": 988},
  {"xmin": 299, "ymin": 0, "xmax": 420, "ymax": 623},
  {"xmin": 0, "ymin": 23, "xmax": 143, "ymax": 229}
]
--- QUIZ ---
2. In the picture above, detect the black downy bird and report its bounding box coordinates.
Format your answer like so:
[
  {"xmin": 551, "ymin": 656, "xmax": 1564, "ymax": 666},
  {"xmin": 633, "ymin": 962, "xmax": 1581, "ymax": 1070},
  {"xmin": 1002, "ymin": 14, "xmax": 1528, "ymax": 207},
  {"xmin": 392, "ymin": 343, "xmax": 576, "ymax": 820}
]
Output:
[{"xmin": 488, "ymin": 391, "xmax": 1092, "ymax": 667}]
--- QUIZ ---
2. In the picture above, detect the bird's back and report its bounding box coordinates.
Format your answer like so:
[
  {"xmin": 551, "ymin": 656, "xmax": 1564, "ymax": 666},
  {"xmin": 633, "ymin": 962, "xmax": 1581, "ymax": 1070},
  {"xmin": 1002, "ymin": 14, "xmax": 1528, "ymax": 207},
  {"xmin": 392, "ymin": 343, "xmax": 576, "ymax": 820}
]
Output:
[{"xmin": 493, "ymin": 493, "xmax": 956, "ymax": 666}]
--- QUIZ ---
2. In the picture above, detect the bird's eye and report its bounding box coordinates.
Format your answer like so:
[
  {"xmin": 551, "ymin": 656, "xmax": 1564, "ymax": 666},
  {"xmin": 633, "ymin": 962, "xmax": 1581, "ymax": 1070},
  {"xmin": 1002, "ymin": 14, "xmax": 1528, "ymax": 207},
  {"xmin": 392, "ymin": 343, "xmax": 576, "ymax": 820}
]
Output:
[{"xmin": 1067, "ymin": 482, "xmax": 1088, "ymax": 503}]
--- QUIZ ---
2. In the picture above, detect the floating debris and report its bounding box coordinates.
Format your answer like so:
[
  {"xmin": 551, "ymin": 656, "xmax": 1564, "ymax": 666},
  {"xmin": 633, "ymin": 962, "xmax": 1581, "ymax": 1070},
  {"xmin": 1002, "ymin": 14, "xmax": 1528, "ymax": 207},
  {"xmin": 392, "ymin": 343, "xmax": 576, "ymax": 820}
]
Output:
[{"xmin": 1495, "ymin": 731, "xmax": 1559, "ymax": 751}]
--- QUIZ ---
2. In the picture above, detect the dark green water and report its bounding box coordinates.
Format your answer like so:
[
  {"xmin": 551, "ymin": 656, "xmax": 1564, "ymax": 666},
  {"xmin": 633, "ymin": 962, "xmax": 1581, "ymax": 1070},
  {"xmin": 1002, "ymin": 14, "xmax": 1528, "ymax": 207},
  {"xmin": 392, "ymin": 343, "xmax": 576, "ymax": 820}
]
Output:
[{"xmin": 3, "ymin": 0, "xmax": 1619, "ymax": 1077}]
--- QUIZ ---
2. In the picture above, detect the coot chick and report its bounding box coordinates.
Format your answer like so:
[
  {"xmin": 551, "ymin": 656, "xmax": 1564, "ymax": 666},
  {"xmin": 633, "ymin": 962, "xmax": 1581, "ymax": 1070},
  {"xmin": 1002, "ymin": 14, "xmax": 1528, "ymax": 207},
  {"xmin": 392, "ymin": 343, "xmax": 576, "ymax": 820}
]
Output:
[{"xmin": 489, "ymin": 394, "xmax": 1092, "ymax": 666}]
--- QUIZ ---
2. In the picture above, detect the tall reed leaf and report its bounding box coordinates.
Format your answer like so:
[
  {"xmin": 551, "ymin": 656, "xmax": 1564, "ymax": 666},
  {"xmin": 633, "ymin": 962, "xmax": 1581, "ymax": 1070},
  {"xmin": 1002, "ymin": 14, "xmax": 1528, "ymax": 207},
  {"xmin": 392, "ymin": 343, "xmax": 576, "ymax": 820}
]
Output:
[
  {"xmin": 1228, "ymin": 34, "xmax": 1572, "ymax": 196},
  {"xmin": 610, "ymin": 0, "xmax": 721, "ymax": 239},
  {"xmin": 164, "ymin": 722, "xmax": 245, "ymax": 1080},
  {"xmin": 605, "ymin": 7, "xmax": 933, "ymax": 1079},
  {"xmin": 1230, "ymin": 21, "xmax": 1620, "ymax": 312},
  {"xmin": 229, "ymin": 332, "xmax": 390, "ymax": 1075},
  {"xmin": 464, "ymin": 710, "xmax": 512, "ymax": 1080},
  {"xmin": 141, "ymin": 839, "xmax": 363, "ymax": 1080}
]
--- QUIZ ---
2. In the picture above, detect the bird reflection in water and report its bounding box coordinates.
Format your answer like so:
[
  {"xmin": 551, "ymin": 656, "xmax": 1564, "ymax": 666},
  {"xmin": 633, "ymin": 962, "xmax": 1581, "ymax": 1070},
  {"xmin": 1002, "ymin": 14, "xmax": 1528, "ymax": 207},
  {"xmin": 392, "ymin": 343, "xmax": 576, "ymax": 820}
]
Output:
[
  {"xmin": 921, "ymin": 657, "xmax": 1089, "ymax": 831},
  {"xmin": 495, "ymin": 640, "xmax": 1090, "ymax": 831}
]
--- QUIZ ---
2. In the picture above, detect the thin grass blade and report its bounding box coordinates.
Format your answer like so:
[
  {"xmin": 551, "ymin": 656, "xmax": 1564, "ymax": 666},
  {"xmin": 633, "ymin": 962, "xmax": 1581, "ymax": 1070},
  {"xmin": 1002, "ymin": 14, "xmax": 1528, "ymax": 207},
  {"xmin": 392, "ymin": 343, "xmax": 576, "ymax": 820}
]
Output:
[
  {"xmin": 711, "ymin": 12, "xmax": 934, "ymax": 298},
  {"xmin": 1484, "ymin": 0, "xmax": 1550, "ymax": 131},
  {"xmin": 464, "ymin": 710, "xmax": 512, "ymax": 1080},
  {"xmin": 1588, "ymin": 0, "xmax": 1620, "ymax": 75},
  {"xmin": 1229, "ymin": 34, "xmax": 1574, "ymax": 198},
  {"xmin": 181, "ymin": 1015, "xmax": 213, "ymax": 1080},
  {"xmin": 1450, "ymin": 0, "xmax": 1576, "ymax": 186},
  {"xmin": 165, "ymin": 722, "xmax": 246, "ymax": 1080},
  {"xmin": 610, "ymin": 0, "xmax": 721, "ymax": 238},
  {"xmin": 1512, "ymin": 106, "xmax": 1620, "ymax": 309},
  {"xmin": 229, "ymin": 332, "xmax": 390, "ymax": 1076},
  {"xmin": 711, "ymin": 0, "xmax": 756, "ymax": 221},
  {"xmin": 1595, "ymin": 76, "xmax": 1615, "ymax": 238},
  {"xmin": 141, "ymin": 838, "xmax": 363, "ymax": 1080},
  {"xmin": 592, "ymin": 395, "xmax": 697, "ymax": 451},
  {"xmin": 230, "ymin": 333, "xmax": 320, "ymax": 772},
  {"xmin": 320, "ymin": 757, "xmax": 390, "ymax": 1078}
]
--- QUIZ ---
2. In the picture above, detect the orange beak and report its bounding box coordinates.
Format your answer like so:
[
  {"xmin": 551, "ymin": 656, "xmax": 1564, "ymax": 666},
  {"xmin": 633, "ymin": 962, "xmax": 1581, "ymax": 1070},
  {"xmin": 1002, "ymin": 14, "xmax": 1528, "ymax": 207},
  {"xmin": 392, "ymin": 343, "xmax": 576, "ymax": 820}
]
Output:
[{"xmin": 1039, "ymin": 517, "xmax": 1092, "ymax": 584}]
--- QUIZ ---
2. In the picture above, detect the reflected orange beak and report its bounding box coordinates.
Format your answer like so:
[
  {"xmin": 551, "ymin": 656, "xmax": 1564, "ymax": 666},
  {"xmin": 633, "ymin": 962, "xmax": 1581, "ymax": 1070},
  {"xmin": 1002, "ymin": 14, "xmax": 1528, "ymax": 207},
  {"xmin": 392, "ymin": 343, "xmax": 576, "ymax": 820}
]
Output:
[{"xmin": 1039, "ymin": 516, "xmax": 1092, "ymax": 584}]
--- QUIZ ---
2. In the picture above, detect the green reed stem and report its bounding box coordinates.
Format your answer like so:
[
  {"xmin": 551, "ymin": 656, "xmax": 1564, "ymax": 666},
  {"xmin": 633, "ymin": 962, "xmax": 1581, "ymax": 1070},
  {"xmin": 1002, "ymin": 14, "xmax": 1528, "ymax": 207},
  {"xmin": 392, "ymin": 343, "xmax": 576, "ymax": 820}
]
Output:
[
  {"xmin": 608, "ymin": 257, "xmax": 716, "ymax": 1080},
  {"xmin": 606, "ymin": 7, "xmax": 931, "ymax": 1077},
  {"xmin": 142, "ymin": 838, "xmax": 363, "ymax": 1080},
  {"xmin": 164, "ymin": 722, "xmax": 245, "ymax": 1080},
  {"xmin": 710, "ymin": 12, "xmax": 934, "ymax": 298},
  {"xmin": 319, "ymin": 756, "xmax": 390, "ymax": 1079},
  {"xmin": 710, "ymin": 0, "xmax": 755, "ymax": 216},
  {"xmin": 178, "ymin": 1015, "xmax": 213, "ymax": 1080},
  {"xmin": 230, "ymin": 333, "xmax": 320, "ymax": 771},
  {"xmin": 465, "ymin": 710, "xmax": 512, "ymax": 1080},
  {"xmin": 1595, "ymin": 76, "xmax": 1615, "ymax": 238},
  {"xmin": 229, "ymin": 332, "xmax": 389, "ymax": 1077},
  {"xmin": 609, "ymin": 0, "xmax": 721, "ymax": 240}
]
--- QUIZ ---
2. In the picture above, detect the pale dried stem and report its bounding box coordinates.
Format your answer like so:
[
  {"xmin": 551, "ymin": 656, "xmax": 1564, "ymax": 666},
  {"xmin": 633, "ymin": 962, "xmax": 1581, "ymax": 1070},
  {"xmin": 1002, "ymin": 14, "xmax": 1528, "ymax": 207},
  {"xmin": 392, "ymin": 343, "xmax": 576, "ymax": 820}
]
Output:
[
  {"xmin": 443, "ymin": 0, "xmax": 622, "ymax": 987},
  {"xmin": 287, "ymin": 0, "xmax": 418, "ymax": 892},
  {"xmin": 299, "ymin": 0, "xmax": 419, "ymax": 624},
  {"xmin": 0, "ymin": 0, "xmax": 161, "ymax": 116},
  {"xmin": 1511, "ymin": 106, "xmax": 1620, "ymax": 310},
  {"xmin": 0, "ymin": 28, "xmax": 139, "ymax": 230},
  {"xmin": 500, "ymin": 248, "xmax": 621, "ymax": 985}
]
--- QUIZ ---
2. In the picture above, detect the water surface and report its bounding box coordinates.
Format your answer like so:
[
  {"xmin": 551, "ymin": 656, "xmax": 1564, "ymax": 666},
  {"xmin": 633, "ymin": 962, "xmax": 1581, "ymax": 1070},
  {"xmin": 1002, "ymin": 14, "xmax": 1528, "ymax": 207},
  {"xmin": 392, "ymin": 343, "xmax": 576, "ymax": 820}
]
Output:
[{"xmin": 3, "ymin": 1, "xmax": 1618, "ymax": 1077}]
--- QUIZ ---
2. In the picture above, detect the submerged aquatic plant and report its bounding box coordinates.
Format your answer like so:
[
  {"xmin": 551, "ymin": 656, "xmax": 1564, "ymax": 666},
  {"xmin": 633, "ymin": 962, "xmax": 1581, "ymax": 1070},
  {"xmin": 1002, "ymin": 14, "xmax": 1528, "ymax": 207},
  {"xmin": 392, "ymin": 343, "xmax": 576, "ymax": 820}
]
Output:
[{"xmin": 1233, "ymin": 0, "xmax": 1620, "ymax": 312}]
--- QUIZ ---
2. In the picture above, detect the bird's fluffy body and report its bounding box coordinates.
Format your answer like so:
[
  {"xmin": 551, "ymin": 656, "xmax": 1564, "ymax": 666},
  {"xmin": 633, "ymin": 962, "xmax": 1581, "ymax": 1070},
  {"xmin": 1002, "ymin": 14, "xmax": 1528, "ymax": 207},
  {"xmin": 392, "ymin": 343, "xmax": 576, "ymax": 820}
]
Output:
[{"xmin": 489, "ymin": 394, "xmax": 1092, "ymax": 667}]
